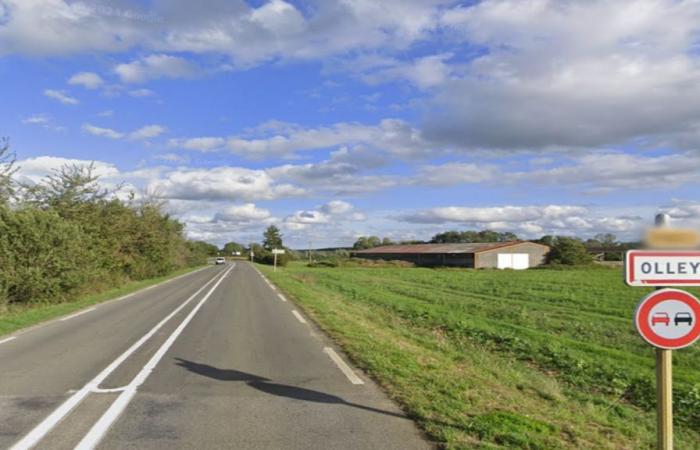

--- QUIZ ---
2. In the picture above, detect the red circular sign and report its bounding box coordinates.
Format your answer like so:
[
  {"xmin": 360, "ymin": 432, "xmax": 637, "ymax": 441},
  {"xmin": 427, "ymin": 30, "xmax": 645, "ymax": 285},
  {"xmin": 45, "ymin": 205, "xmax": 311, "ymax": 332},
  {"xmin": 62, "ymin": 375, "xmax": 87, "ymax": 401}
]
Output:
[{"xmin": 635, "ymin": 289, "xmax": 700, "ymax": 349}]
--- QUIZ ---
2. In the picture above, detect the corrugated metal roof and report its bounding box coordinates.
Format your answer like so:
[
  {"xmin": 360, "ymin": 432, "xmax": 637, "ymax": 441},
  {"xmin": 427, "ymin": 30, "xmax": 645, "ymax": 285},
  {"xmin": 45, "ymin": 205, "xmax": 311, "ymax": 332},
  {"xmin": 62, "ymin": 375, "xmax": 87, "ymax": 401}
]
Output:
[{"xmin": 352, "ymin": 241, "xmax": 538, "ymax": 254}]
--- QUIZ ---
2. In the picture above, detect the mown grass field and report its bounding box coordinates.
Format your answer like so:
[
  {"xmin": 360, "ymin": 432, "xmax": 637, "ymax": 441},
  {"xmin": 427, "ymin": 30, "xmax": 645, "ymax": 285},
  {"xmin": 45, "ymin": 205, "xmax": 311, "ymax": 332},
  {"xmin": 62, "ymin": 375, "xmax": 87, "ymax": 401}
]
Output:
[{"xmin": 259, "ymin": 262, "xmax": 700, "ymax": 449}]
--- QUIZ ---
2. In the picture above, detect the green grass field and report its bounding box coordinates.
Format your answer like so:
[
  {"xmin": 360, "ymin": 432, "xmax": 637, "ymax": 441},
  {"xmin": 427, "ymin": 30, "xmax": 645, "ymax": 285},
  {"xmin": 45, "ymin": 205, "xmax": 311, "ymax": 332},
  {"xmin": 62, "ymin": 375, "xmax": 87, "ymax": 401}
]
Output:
[{"xmin": 259, "ymin": 262, "xmax": 700, "ymax": 449}]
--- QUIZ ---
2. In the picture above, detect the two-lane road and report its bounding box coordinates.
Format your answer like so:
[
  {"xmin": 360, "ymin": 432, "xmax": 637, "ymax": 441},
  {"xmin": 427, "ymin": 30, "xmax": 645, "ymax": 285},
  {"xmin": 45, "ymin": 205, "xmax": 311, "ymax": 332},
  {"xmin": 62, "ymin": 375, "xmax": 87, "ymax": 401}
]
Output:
[{"xmin": 0, "ymin": 262, "xmax": 430, "ymax": 449}]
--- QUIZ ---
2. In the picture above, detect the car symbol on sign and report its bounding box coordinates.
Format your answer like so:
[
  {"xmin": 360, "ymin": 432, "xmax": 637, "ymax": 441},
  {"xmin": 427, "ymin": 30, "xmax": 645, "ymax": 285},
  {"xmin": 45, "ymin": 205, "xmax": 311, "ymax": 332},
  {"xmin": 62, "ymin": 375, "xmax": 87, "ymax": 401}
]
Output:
[
  {"xmin": 651, "ymin": 312, "xmax": 670, "ymax": 326},
  {"xmin": 674, "ymin": 312, "xmax": 693, "ymax": 326}
]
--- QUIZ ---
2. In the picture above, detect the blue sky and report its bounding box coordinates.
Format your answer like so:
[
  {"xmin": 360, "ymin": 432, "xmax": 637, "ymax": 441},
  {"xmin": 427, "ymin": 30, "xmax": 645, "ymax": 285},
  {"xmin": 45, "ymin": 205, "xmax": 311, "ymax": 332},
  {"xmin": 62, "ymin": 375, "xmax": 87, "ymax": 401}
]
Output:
[{"xmin": 2, "ymin": 0, "xmax": 700, "ymax": 247}]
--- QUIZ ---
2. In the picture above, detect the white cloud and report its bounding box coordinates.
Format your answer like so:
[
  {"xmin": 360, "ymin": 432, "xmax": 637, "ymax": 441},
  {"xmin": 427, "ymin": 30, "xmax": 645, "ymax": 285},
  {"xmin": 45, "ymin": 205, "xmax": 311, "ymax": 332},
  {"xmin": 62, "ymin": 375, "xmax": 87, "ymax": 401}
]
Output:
[
  {"xmin": 227, "ymin": 118, "xmax": 428, "ymax": 159},
  {"xmin": 321, "ymin": 200, "xmax": 353, "ymax": 215},
  {"xmin": 413, "ymin": 162, "xmax": 499, "ymax": 186},
  {"xmin": 128, "ymin": 88, "xmax": 155, "ymax": 97},
  {"xmin": 398, "ymin": 204, "xmax": 643, "ymax": 238},
  {"xmin": 284, "ymin": 209, "xmax": 330, "ymax": 230},
  {"xmin": 517, "ymin": 151, "xmax": 700, "ymax": 192},
  {"xmin": 426, "ymin": 0, "xmax": 700, "ymax": 151},
  {"xmin": 21, "ymin": 113, "xmax": 66, "ymax": 132},
  {"xmin": 214, "ymin": 203, "xmax": 272, "ymax": 223},
  {"xmin": 169, "ymin": 137, "xmax": 226, "ymax": 152},
  {"xmin": 68, "ymin": 71, "xmax": 104, "ymax": 89},
  {"xmin": 147, "ymin": 166, "xmax": 305, "ymax": 202},
  {"xmin": 16, "ymin": 156, "xmax": 120, "ymax": 184},
  {"xmin": 81, "ymin": 123, "xmax": 166, "ymax": 141},
  {"xmin": 22, "ymin": 114, "xmax": 49, "ymax": 125},
  {"xmin": 82, "ymin": 123, "xmax": 124, "ymax": 139},
  {"xmin": 115, "ymin": 54, "xmax": 199, "ymax": 83},
  {"xmin": 0, "ymin": 0, "xmax": 444, "ymax": 65},
  {"xmin": 44, "ymin": 89, "xmax": 79, "ymax": 105},
  {"xmin": 129, "ymin": 124, "xmax": 166, "ymax": 140}
]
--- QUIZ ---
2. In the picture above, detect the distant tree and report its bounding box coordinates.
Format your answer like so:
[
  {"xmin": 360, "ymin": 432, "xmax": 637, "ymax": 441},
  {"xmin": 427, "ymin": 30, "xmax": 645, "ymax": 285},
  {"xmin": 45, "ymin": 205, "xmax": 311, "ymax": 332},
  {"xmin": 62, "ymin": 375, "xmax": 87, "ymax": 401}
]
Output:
[
  {"xmin": 381, "ymin": 237, "xmax": 395, "ymax": 246},
  {"xmin": 262, "ymin": 225, "xmax": 283, "ymax": 250},
  {"xmin": 594, "ymin": 233, "xmax": 618, "ymax": 247},
  {"xmin": 431, "ymin": 229, "xmax": 518, "ymax": 244},
  {"xmin": 537, "ymin": 235, "xmax": 556, "ymax": 247},
  {"xmin": 431, "ymin": 231, "xmax": 464, "ymax": 243},
  {"xmin": 222, "ymin": 241, "xmax": 244, "ymax": 255},
  {"xmin": 352, "ymin": 236, "xmax": 382, "ymax": 249},
  {"xmin": 548, "ymin": 237, "xmax": 593, "ymax": 265},
  {"xmin": 0, "ymin": 138, "xmax": 17, "ymax": 204}
]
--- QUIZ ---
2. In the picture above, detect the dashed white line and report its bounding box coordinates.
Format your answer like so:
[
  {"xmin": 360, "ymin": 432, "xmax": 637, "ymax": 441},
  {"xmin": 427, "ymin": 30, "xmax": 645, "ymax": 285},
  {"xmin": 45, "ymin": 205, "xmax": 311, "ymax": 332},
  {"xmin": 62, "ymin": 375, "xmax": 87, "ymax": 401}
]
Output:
[
  {"xmin": 0, "ymin": 336, "xmax": 17, "ymax": 345},
  {"xmin": 10, "ymin": 266, "xmax": 230, "ymax": 450},
  {"xmin": 277, "ymin": 293, "xmax": 287, "ymax": 302},
  {"xmin": 291, "ymin": 310, "xmax": 307, "ymax": 324},
  {"xmin": 59, "ymin": 307, "xmax": 97, "ymax": 322},
  {"xmin": 74, "ymin": 264, "xmax": 235, "ymax": 450},
  {"xmin": 323, "ymin": 347, "xmax": 364, "ymax": 385}
]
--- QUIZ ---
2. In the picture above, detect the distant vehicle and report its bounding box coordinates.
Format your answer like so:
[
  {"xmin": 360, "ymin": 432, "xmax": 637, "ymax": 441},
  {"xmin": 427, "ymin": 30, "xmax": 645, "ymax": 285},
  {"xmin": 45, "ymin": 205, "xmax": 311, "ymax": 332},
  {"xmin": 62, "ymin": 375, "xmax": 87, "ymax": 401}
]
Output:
[
  {"xmin": 215, "ymin": 257, "xmax": 226, "ymax": 265},
  {"xmin": 674, "ymin": 312, "xmax": 693, "ymax": 326},
  {"xmin": 651, "ymin": 312, "xmax": 670, "ymax": 326}
]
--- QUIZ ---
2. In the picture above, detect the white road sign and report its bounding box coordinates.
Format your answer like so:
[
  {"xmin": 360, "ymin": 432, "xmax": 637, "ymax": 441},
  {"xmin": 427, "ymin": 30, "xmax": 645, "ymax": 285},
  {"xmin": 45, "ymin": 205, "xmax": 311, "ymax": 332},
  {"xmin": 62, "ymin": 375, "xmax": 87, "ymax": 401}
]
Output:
[
  {"xmin": 272, "ymin": 249, "xmax": 285, "ymax": 254},
  {"xmin": 625, "ymin": 250, "xmax": 700, "ymax": 286}
]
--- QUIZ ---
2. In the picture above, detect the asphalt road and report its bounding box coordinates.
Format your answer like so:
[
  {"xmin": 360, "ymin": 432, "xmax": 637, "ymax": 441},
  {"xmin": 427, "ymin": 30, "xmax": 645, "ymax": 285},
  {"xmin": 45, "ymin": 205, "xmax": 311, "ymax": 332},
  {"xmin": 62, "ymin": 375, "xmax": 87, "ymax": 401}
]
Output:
[{"xmin": 0, "ymin": 262, "xmax": 430, "ymax": 449}]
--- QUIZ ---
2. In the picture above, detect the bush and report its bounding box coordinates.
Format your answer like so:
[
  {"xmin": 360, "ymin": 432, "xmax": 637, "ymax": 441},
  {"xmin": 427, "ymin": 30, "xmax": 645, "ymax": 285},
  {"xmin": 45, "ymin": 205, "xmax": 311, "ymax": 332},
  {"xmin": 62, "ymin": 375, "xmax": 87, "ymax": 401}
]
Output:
[
  {"xmin": 258, "ymin": 251, "xmax": 289, "ymax": 267},
  {"xmin": 0, "ymin": 161, "xmax": 204, "ymax": 308},
  {"xmin": 0, "ymin": 207, "xmax": 96, "ymax": 304},
  {"xmin": 547, "ymin": 237, "xmax": 593, "ymax": 266}
]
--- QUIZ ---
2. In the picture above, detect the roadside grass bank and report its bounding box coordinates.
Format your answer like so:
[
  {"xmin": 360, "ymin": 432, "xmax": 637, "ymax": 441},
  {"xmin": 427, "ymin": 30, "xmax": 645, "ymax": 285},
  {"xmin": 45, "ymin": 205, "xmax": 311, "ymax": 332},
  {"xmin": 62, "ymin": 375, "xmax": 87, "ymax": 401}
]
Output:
[
  {"xmin": 259, "ymin": 262, "xmax": 700, "ymax": 449},
  {"xmin": 0, "ymin": 265, "xmax": 208, "ymax": 337}
]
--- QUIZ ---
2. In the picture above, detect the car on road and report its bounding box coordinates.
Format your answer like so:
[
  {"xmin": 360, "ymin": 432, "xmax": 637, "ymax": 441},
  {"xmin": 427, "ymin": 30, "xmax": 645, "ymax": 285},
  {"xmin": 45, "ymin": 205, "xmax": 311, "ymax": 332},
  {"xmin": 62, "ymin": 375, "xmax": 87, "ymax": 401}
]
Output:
[
  {"xmin": 651, "ymin": 312, "xmax": 670, "ymax": 326},
  {"xmin": 215, "ymin": 257, "xmax": 226, "ymax": 265},
  {"xmin": 674, "ymin": 312, "xmax": 693, "ymax": 326}
]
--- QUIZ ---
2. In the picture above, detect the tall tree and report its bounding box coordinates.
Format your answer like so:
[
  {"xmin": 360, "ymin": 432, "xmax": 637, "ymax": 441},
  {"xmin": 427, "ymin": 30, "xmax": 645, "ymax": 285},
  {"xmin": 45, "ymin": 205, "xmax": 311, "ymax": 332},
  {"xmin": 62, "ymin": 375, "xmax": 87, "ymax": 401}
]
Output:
[
  {"xmin": 222, "ymin": 241, "xmax": 244, "ymax": 255},
  {"xmin": 263, "ymin": 225, "xmax": 283, "ymax": 250}
]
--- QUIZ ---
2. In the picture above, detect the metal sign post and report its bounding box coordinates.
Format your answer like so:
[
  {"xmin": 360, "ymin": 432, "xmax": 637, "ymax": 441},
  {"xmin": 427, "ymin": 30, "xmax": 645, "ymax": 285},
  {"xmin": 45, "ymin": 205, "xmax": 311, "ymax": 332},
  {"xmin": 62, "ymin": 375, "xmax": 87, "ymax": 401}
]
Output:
[
  {"xmin": 657, "ymin": 349, "xmax": 673, "ymax": 450},
  {"xmin": 272, "ymin": 249, "xmax": 285, "ymax": 272}
]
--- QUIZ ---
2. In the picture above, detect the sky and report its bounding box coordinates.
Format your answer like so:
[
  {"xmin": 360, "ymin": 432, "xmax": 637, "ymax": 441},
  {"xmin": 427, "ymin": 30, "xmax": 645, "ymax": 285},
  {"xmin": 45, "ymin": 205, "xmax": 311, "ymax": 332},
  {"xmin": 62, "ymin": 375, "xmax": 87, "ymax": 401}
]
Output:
[{"xmin": 2, "ymin": 0, "xmax": 700, "ymax": 248}]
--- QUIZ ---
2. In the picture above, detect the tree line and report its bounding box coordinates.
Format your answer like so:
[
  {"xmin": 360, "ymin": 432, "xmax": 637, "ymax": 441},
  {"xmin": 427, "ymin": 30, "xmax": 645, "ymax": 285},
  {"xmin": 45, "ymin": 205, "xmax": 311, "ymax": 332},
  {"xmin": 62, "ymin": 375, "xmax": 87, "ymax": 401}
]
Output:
[
  {"xmin": 351, "ymin": 230, "xmax": 633, "ymax": 265},
  {"xmin": 0, "ymin": 141, "xmax": 211, "ymax": 308}
]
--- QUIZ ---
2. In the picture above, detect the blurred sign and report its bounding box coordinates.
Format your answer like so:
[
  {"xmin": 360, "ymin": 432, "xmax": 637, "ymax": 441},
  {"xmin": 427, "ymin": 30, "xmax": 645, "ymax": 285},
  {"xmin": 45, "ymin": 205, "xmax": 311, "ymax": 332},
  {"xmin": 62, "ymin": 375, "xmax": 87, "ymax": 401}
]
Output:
[
  {"xmin": 644, "ymin": 228, "xmax": 700, "ymax": 249},
  {"xmin": 272, "ymin": 249, "xmax": 285, "ymax": 254}
]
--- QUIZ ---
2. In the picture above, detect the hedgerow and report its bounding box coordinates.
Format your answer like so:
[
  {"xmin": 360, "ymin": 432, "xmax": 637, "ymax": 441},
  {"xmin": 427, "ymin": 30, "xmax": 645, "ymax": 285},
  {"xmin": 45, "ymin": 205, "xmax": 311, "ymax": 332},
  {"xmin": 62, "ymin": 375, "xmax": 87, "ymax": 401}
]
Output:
[{"xmin": 0, "ymin": 141, "xmax": 209, "ymax": 307}]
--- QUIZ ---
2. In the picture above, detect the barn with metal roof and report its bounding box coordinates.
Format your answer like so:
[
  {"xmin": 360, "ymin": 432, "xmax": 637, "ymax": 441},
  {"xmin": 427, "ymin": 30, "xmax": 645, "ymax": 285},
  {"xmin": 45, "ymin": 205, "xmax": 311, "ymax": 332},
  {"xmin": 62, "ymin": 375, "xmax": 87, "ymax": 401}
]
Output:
[{"xmin": 351, "ymin": 241, "xmax": 550, "ymax": 269}]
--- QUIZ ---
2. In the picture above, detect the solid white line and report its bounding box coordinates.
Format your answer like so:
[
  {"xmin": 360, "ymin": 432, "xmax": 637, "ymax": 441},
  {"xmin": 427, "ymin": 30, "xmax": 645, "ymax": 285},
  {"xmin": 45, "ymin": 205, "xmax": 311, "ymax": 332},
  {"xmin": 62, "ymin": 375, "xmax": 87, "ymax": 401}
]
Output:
[
  {"xmin": 74, "ymin": 264, "xmax": 235, "ymax": 450},
  {"xmin": 0, "ymin": 336, "xmax": 17, "ymax": 345},
  {"xmin": 291, "ymin": 310, "xmax": 307, "ymax": 324},
  {"xmin": 277, "ymin": 293, "xmax": 287, "ymax": 302},
  {"xmin": 323, "ymin": 347, "xmax": 364, "ymax": 385},
  {"xmin": 10, "ymin": 267, "xmax": 229, "ymax": 450},
  {"xmin": 59, "ymin": 307, "xmax": 97, "ymax": 322}
]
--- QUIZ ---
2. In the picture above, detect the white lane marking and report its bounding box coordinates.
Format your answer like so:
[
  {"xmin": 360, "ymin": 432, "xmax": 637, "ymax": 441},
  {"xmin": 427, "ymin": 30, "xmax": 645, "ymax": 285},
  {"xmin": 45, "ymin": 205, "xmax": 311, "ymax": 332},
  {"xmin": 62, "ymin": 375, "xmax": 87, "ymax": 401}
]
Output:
[
  {"xmin": 91, "ymin": 386, "xmax": 128, "ymax": 393},
  {"xmin": 10, "ymin": 267, "xmax": 230, "ymax": 450},
  {"xmin": 113, "ymin": 266, "xmax": 210, "ymax": 302},
  {"xmin": 75, "ymin": 264, "xmax": 235, "ymax": 450},
  {"xmin": 0, "ymin": 336, "xmax": 17, "ymax": 345},
  {"xmin": 59, "ymin": 307, "xmax": 97, "ymax": 322},
  {"xmin": 291, "ymin": 310, "xmax": 307, "ymax": 324},
  {"xmin": 323, "ymin": 347, "xmax": 364, "ymax": 385},
  {"xmin": 277, "ymin": 293, "xmax": 287, "ymax": 302}
]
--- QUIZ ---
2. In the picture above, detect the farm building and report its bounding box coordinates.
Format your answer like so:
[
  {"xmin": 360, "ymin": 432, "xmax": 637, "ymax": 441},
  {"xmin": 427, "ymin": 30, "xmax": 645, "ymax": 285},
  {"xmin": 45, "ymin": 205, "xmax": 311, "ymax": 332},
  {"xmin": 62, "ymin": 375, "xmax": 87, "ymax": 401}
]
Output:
[{"xmin": 352, "ymin": 241, "xmax": 550, "ymax": 269}]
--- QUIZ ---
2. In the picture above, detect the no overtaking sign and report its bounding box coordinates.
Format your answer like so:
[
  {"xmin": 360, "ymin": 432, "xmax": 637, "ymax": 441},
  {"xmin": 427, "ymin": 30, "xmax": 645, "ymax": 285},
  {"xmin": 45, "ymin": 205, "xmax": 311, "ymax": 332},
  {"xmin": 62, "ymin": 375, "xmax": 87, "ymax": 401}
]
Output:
[{"xmin": 635, "ymin": 289, "xmax": 700, "ymax": 350}]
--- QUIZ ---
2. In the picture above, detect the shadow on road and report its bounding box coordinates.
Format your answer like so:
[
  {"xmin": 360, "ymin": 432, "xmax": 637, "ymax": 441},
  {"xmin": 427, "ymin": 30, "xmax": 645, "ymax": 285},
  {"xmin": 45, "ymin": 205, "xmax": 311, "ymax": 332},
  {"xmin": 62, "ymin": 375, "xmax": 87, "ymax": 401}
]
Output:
[{"xmin": 174, "ymin": 358, "xmax": 407, "ymax": 420}]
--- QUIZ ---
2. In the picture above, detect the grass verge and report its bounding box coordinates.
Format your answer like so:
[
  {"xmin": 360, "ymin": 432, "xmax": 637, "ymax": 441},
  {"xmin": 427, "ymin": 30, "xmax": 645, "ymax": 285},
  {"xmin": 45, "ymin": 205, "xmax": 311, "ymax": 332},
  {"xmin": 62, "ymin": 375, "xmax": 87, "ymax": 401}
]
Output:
[
  {"xmin": 0, "ymin": 265, "xmax": 207, "ymax": 337},
  {"xmin": 259, "ymin": 262, "xmax": 700, "ymax": 449}
]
